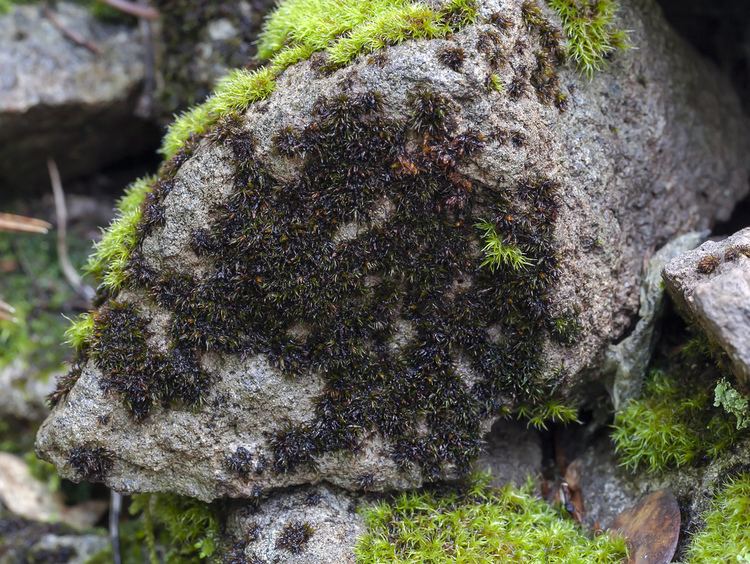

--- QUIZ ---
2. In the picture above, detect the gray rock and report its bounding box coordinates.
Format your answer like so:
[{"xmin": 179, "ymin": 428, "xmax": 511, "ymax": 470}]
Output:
[
  {"xmin": 663, "ymin": 228, "xmax": 750, "ymax": 387},
  {"xmin": 0, "ymin": 2, "xmax": 155, "ymax": 196},
  {"xmin": 475, "ymin": 420, "xmax": 542, "ymax": 488},
  {"xmin": 37, "ymin": 0, "xmax": 750, "ymax": 500},
  {"xmin": 224, "ymin": 485, "xmax": 364, "ymax": 564},
  {"xmin": 0, "ymin": 359, "xmax": 57, "ymax": 423},
  {"xmin": 152, "ymin": 0, "xmax": 276, "ymax": 117},
  {"xmin": 604, "ymin": 231, "xmax": 708, "ymax": 410}
]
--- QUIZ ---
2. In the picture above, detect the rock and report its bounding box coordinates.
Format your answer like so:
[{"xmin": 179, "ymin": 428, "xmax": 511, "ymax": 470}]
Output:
[
  {"xmin": 663, "ymin": 228, "xmax": 750, "ymax": 387},
  {"xmin": 0, "ymin": 453, "xmax": 105, "ymax": 528},
  {"xmin": 37, "ymin": 0, "xmax": 750, "ymax": 500},
  {"xmin": 152, "ymin": 0, "xmax": 276, "ymax": 117},
  {"xmin": 475, "ymin": 420, "xmax": 542, "ymax": 487},
  {"xmin": 0, "ymin": 2, "xmax": 157, "ymax": 197},
  {"xmin": 224, "ymin": 485, "xmax": 364, "ymax": 564},
  {"xmin": 0, "ymin": 360, "xmax": 56, "ymax": 423},
  {"xmin": 603, "ymin": 232, "xmax": 707, "ymax": 410},
  {"xmin": 0, "ymin": 509, "xmax": 108, "ymax": 564}
]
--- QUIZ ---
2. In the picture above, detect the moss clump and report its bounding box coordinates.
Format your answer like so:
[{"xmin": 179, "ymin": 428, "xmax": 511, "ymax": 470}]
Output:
[
  {"xmin": 475, "ymin": 219, "xmax": 533, "ymax": 271},
  {"xmin": 85, "ymin": 176, "xmax": 155, "ymax": 293},
  {"xmin": 355, "ymin": 474, "xmax": 628, "ymax": 562},
  {"xmin": 612, "ymin": 344, "xmax": 746, "ymax": 473},
  {"xmin": 685, "ymin": 474, "xmax": 750, "ymax": 563},
  {"xmin": 275, "ymin": 520, "xmax": 314, "ymax": 554},
  {"xmin": 161, "ymin": 0, "xmax": 479, "ymax": 158},
  {"xmin": 545, "ymin": 0, "xmax": 629, "ymax": 77}
]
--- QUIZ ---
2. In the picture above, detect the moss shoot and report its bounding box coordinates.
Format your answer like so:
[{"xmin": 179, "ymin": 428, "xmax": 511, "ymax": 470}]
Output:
[
  {"xmin": 545, "ymin": 0, "xmax": 629, "ymax": 78},
  {"xmin": 355, "ymin": 474, "xmax": 628, "ymax": 562},
  {"xmin": 612, "ymin": 337, "xmax": 747, "ymax": 473},
  {"xmin": 685, "ymin": 474, "xmax": 750, "ymax": 563}
]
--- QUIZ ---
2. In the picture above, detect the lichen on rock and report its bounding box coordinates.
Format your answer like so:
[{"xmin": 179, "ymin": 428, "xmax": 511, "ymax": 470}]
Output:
[{"xmin": 36, "ymin": 0, "xmax": 750, "ymax": 503}]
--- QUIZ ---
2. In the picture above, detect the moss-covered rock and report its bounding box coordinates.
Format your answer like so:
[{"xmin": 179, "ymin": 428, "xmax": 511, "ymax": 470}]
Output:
[{"xmin": 36, "ymin": 0, "xmax": 749, "ymax": 501}]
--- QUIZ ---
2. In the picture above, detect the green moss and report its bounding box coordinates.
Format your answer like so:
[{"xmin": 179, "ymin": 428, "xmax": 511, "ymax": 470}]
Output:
[
  {"xmin": 685, "ymin": 474, "xmax": 750, "ymax": 563},
  {"xmin": 64, "ymin": 312, "xmax": 94, "ymax": 352},
  {"xmin": 476, "ymin": 219, "xmax": 533, "ymax": 271},
  {"xmin": 355, "ymin": 474, "xmax": 628, "ymax": 562},
  {"xmin": 545, "ymin": 0, "xmax": 629, "ymax": 77},
  {"xmin": 489, "ymin": 73, "xmax": 505, "ymax": 93},
  {"xmin": 517, "ymin": 399, "xmax": 579, "ymax": 429},
  {"xmin": 85, "ymin": 176, "xmax": 155, "ymax": 293},
  {"xmin": 161, "ymin": 0, "xmax": 479, "ymax": 158},
  {"xmin": 130, "ymin": 493, "xmax": 220, "ymax": 563},
  {"xmin": 86, "ymin": 494, "xmax": 220, "ymax": 564},
  {"xmin": 612, "ymin": 365, "xmax": 744, "ymax": 473}
]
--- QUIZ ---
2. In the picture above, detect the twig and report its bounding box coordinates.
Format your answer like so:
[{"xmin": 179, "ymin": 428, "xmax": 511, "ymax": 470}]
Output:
[
  {"xmin": 0, "ymin": 300, "xmax": 15, "ymax": 322},
  {"xmin": 110, "ymin": 491, "xmax": 123, "ymax": 564},
  {"xmin": 134, "ymin": 0, "xmax": 157, "ymax": 118},
  {"xmin": 0, "ymin": 213, "xmax": 52, "ymax": 234},
  {"xmin": 100, "ymin": 0, "xmax": 159, "ymax": 20},
  {"xmin": 43, "ymin": 6, "xmax": 101, "ymax": 55},
  {"xmin": 47, "ymin": 158, "xmax": 96, "ymax": 303}
]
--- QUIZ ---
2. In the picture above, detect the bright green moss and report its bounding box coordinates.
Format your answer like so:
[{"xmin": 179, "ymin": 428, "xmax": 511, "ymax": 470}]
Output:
[
  {"xmin": 356, "ymin": 474, "xmax": 628, "ymax": 563},
  {"xmin": 475, "ymin": 219, "xmax": 532, "ymax": 271},
  {"xmin": 517, "ymin": 399, "xmax": 579, "ymax": 429},
  {"xmin": 612, "ymin": 369, "xmax": 741, "ymax": 473},
  {"xmin": 545, "ymin": 0, "xmax": 629, "ymax": 77},
  {"xmin": 85, "ymin": 175, "xmax": 155, "ymax": 292},
  {"xmin": 64, "ymin": 312, "xmax": 94, "ymax": 351},
  {"xmin": 161, "ymin": 0, "xmax": 478, "ymax": 158},
  {"xmin": 489, "ymin": 73, "xmax": 505, "ymax": 93},
  {"xmin": 685, "ymin": 474, "xmax": 750, "ymax": 563}
]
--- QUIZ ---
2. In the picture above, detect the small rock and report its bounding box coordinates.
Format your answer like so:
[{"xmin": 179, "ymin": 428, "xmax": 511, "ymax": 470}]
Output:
[
  {"xmin": 0, "ymin": 2, "xmax": 157, "ymax": 196},
  {"xmin": 224, "ymin": 485, "xmax": 364, "ymax": 564},
  {"xmin": 663, "ymin": 228, "xmax": 750, "ymax": 387}
]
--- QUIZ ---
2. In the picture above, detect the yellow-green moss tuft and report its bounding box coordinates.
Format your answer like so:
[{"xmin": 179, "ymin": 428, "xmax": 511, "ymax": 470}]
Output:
[
  {"xmin": 161, "ymin": 0, "xmax": 478, "ymax": 158},
  {"xmin": 686, "ymin": 474, "xmax": 750, "ymax": 563},
  {"xmin": 545, "ymin": 0, "xmax": 629, "ymax": 77},
  {"xmin": 85, "ymin": 176, "xmax": 155, "ymax": 292},
  {"xmin": 355, "ymin": 473, "xmax": 628, "ymax": 562}
]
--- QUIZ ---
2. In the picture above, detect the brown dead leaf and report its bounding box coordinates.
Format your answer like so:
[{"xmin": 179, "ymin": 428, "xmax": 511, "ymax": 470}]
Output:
[{"xmin": 609, "ymin": 489, "xmax": 681, "ymax": 564}]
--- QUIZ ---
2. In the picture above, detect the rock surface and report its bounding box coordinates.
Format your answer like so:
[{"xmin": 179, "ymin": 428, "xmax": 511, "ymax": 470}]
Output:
[
  {"xmin": 603, "ymin": 232, "xmax": 707, "ymax": 410},
  {"xmin": 663, "ymin": 228, "xmax": 750, "ymax": 386},
  {"xmin": 475, "ymin": 420, "xmax": 542, "ymax": 487},
  {"xmin": 0, "ymin": 2, "xmax": 156, "ymax": 196},
  {"xmin": 224, "ymin": 485, "xmax": 364, "ymax": 564},
  {"xmin": 37, "ymin": 0, "xmax": 750, "ymax": 500},
  {"xmin": 153, "ymin": 0, "xmax": 276, "ymax": 117}
]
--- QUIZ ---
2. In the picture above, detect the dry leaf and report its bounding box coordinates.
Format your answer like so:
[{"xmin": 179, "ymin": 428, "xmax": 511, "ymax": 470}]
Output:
[{"xmin": 610, "ymin": 489, "xmax": 681, "ymax": 564}]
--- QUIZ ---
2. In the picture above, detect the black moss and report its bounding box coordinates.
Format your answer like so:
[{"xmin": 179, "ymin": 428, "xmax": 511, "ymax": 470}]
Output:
[
  {"xmin": 92, "ymin": 84, "xmax": 568, "ymax": 477},
  {"xmin": 438, "ymin": 45, "xmax": 466, "ymax": 71},
  {"xmin": 520, "ymin": 1, "xmax": 567, "ymax": 107},
  {"xmin": 90, "ymin": 301, "xmax": 211, "ymax": 420},
  {"xmin": 68, "ymin": 445, "xmax": 113, "ymax": 482},
  {"xmin": 226, "ymin": 446, "xmax": 254, "ymax": 479},
  {"xmin": 696, "ymin": 255, "xmax": 720, "ymax": 274},
  {"xmin": 275, "ymin": 521, "xmax": 313, "ymax": 554}
]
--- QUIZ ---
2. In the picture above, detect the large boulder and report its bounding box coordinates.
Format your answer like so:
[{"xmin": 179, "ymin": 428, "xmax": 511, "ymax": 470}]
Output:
[
  {"xmin": 0, "ymin": 2, "xmax": 157, "ymax": 197},
  {"xmin": 37, "ymin": 0, "xmax": 749, "ymax": 501}
]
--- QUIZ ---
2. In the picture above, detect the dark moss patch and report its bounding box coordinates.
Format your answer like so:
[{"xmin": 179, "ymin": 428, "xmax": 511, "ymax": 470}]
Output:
[
  {"xmin": 93, "ymin": 86, "xmax": 568, "ymax": 479},
  {"xmin": 226, "ymin": 447, "xmax": 254, "ymax": 479},
  {"xmin": 697, "ymin": 255, "xmax": 720, "ymax": 274},
  {"xmin": 89, "ymin": 301, "xmax": 211, "ymax": 420},
  {"xmin": 725, "ymin": 244, "xmax": 750, "ymax": 261},
  {"xmin": 275, "ymin": 521, "xmax": 313, "ymax": 554},
  {"xmin": 438, "ymin": 45, "xmax": 466, "ymax": 71},
  {"xmin": 68, "ymin": 445, "xmax": 113, "ymax": 482}
]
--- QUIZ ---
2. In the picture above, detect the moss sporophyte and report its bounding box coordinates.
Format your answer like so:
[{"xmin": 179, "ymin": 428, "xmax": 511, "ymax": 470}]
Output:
[{"xmin": 54, "ymin": 0, "xmax": 629, "ymax": 479}]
